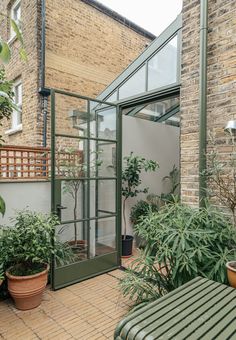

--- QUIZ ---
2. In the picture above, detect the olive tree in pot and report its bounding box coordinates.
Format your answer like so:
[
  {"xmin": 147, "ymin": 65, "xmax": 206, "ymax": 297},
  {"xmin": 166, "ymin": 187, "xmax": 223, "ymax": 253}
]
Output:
[
  {"xmin": 122, "ymin": 152, "xmax": 158, "ymax": 257},
  {"xmin": 203, "ymin": 129, "xmax": 236, "ymax": 287},
  {"xmin": 0, "ymin": 210, "xmax": 75, "ymax": 310},
  {"xmin": 57, "ymin": 148, "xmax": 102, "ymax": 259}
]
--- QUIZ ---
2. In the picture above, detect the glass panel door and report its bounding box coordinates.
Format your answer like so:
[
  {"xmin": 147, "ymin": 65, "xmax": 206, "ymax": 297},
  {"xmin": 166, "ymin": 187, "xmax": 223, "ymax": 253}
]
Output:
[{"xmin": 50, "ymin": 90, "xmax": 121, "ymax": 289}]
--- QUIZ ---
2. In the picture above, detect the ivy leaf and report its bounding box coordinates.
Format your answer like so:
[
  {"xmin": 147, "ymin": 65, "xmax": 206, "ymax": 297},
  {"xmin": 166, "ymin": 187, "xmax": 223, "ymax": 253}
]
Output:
[
  {"xmin": 10, "ymin": 19, "xmax": 23, "ymax": 45},
  {"xmin": 19, "ymin": 47, "xmax": 27, "ymax": 62},
  {"xmin": 0, "ymin": 41, "xmax": 11, "ymax": 64},
  {"xmin": 0, "ymin": 195, "xmax": 6, "ymax": 216}
]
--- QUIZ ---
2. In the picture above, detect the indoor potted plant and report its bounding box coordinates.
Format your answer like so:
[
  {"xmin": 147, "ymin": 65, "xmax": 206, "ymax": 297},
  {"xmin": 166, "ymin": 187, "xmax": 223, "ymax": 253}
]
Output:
[
  {"xmin": 122, "ymin": 152, "xmax": 158, "ymax": 257},
  {"xmin": 57, "ymin": 148, "xmax": 102, "ymax": 258},
  {"xmin": 0, "ymin": 210, "xmax": 66, "ymax": 310}
]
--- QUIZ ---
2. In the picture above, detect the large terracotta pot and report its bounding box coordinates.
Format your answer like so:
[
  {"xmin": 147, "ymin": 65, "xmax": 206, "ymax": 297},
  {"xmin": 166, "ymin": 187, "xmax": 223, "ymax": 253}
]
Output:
[
  {"xmin": 6, "ymin": 264, "xmax": 49, "ymax": 310},
  {"xmin": 226, "ymin": 261, "xmax": 236, "ymax": 288}
]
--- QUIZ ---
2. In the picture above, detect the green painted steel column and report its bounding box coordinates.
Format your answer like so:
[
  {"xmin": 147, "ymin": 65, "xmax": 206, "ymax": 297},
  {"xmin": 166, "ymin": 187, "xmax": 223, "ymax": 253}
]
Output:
[{"xmin": 199, "ymin": 0, "xmax": 208, "ymax": 207}]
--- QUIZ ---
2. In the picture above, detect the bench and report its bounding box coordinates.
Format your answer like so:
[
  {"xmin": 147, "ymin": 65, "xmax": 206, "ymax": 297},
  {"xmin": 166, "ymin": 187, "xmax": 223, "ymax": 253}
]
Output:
[{"xmin": 114, "ymin": 276, "xmax": 236, "ymax": 339}]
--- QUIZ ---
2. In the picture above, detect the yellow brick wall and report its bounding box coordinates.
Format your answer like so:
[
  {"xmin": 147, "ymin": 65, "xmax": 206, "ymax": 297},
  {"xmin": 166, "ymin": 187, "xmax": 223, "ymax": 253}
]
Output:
[
  {"xmin": 181, "ymin": 0, "xmax": 236, "ymax": 207},
  {"xmin": 0, "ymin": 0, "xmax": 41, "ymax": 146},
  {"xmin": 0, "ymin": 0, "xmax": 152, "ymax": 147},
  {"xmin": 45, "ymin": 0, "xmax": 151, "ymax": 96}
]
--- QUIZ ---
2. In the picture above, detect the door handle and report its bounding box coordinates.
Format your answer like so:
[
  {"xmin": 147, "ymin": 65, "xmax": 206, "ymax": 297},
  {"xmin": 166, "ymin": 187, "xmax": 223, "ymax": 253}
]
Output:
[
  {"xmin": 56, "ymin": 204, "xmax": 67, "ymax": 219},
  {"xmin": 56, "ymin": 204, "xmax": 67, "ymax": 210}
]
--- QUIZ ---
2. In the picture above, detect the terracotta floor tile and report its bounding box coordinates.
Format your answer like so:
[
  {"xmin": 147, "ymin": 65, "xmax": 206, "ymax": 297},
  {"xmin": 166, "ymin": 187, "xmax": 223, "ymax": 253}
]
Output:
[{"xmin": 0, "ymin": 270, "xmax": 131, "ymax": 340}]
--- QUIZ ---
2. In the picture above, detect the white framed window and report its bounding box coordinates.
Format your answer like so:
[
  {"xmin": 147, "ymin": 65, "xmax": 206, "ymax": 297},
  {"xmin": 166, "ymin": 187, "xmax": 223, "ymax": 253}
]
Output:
[
  {"xmin": 9, "ymin": 0, "xmax": 21, "ymax": 40},
  {"xmin": 5, "ymin": 79, "xmax": 22, "ymax": 135}
]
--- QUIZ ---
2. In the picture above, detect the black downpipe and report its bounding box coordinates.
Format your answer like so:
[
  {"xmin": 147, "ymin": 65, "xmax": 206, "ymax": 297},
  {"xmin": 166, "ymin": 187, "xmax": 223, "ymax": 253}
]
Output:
[
  {"xmin": 39, "ymin": 0, "xmax": 50, "ymax": 147},
  {"xmin": 199, "ymin": 0, "xmax": 208, "ymax": 207}
]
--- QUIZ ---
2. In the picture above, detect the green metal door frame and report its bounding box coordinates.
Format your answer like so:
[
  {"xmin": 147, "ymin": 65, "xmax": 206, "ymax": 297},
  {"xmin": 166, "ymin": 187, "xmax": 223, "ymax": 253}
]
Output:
[{"xmin": 50, "ymin": 88, "xmax": 122, "ymax": 290}]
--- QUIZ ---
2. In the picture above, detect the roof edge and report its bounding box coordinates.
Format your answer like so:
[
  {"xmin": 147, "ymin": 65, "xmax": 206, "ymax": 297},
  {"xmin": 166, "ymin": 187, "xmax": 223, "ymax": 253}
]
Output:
[
  {"xmin": 80, "ymin": 0, "xmax": 156, "ymax": 40},
  {"xmin": 97, "ymin": 14, "xmax": 182, "ymax": 102}
]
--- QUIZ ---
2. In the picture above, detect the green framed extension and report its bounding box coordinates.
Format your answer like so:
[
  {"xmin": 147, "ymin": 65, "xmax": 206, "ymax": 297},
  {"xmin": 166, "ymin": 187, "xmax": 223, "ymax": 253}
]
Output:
[{"xmin": 50, "ymin": 89, "xmax": 122, "ymax": 290}]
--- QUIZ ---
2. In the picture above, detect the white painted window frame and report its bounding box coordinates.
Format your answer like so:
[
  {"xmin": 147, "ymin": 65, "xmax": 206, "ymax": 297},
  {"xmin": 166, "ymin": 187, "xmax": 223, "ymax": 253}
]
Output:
[
  {"xmin": 9, "ymin": 0, "xmax": 21, "ymax": 41},
  {"xmin": 5, "ymin": 78, "xmax": 23, "ymax": 135}
]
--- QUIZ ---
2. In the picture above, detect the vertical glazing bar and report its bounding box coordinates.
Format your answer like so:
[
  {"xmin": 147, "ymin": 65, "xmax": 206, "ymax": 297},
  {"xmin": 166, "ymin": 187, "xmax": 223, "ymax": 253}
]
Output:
[
  {"xmin": 95, "ymin": 105, "xmax": 99, "ymax": 241},
  {"xmin": 145, "ymin": 61, "xmax": 149, "ymax": 92},
  {"xmin": 87, "ymin": 100, "xmax": 91, "ymax": 259},
  {"xmin": 50, "ymin": 89, "xmax": 56, "ymax": 290},
  {"xmin": 116, "ymin": 105, "xmax": 122, "ymax": 265}
]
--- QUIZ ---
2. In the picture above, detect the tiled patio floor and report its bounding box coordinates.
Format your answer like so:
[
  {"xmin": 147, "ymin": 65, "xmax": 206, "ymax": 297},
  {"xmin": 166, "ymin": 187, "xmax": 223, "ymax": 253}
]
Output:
[{"xmin": 0, "ymin": 269, "xmax": 132, "ymax": 340}]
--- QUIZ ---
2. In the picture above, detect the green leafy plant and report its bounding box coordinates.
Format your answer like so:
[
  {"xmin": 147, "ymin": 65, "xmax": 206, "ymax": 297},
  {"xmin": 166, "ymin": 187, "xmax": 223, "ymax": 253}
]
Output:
[
  {"xmin": 0, "ymin": 210, "xmax": 75, "ymax": 276},
  {"xmin": 0, "ymin": 16, "xmax": 26, "ymax": 216},
  {"xmin": 120, "ymin": 202, "xmax": 236, "ymax": 304},
  {"xmin": 161, "ymin": 165, "xmax": 180, "ymax": 203},
  {"xmin": 130, "ymin": 200, "xmax": 158, "ymax": 225},
  {"xmin": 122, "ymin": 152, "xmax": 158, "ymax": 239},
  {"xmin": 57, "ymin": 148, "xmax": 102, "ymax": 248},
  {"xmin": 0, "ymin": 13, "xmax": 26, "ymax": 63},
  {"xmin": 203, "ymin": 131, "xmax": 236, "ymax": 227},
  {"xmin": 0, "ymin": 263, "xmax": 4, "ymax": 281}
]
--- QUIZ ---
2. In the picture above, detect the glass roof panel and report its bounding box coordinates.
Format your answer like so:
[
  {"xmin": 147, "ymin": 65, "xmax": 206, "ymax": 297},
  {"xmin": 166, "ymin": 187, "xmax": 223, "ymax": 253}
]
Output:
[
  {"xmin": 118, "ymin": 65, "xmax": 146, "ymax": 100},
  {"xmin": 148, "ymin": 35, "xmax": 178, "ymax": 91},
  {"xmin": 125, "ymin": 96, "xmax": 180, "ymax": 126}
]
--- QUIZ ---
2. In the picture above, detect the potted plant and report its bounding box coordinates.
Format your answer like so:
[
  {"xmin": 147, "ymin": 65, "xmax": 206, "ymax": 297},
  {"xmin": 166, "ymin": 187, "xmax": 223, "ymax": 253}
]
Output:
[
  {"xmin": 57, "ymin": 148, "xmax": 102, "ymax": 258},
  {"xmin": 122, "ymin": 152, "xmax": 158, "ymax": 257},
  {"xmin": 0, "ymin": 210, "xmax": 74, "ymax": 310}
]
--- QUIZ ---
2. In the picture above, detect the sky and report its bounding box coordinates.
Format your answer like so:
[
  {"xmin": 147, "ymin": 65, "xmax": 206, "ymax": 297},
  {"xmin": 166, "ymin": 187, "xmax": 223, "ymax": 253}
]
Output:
[{"xmin": 98, "ymin": 0, "xmax": 183, "ymax": 37}]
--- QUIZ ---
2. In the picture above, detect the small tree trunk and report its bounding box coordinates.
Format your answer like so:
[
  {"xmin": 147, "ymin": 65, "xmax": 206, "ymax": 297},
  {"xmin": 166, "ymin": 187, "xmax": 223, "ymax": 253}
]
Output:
[
  {"xmin": 122, "ymin": 198, "xmax": 127, "ymax": 240},
  {"xmin": 74, "ymin": 186, "xmax": 78, "ymax": 245}
]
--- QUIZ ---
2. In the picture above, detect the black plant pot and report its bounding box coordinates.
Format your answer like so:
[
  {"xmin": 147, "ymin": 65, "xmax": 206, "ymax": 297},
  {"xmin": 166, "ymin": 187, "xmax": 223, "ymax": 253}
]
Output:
[{"xmin": 122, "ymin": 235, "xmax": 134, "ymax": 257}]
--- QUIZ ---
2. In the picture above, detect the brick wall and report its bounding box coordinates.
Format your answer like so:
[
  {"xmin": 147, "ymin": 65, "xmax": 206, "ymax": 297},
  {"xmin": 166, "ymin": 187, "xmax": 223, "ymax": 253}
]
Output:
[
  {"xmin": 180, "ymin": 0, "xmax": 236, "ymax": 206},
  {"xmin": 1, "ymin": 0, "xmax": 152, "ymax": 147},
  {"xmin": 44, "ymin": 0, "xmax": 151, "ymax": 96},
  {"xmin": 0, "ymin": 0, "xmax": 41, "ymax": 146}
]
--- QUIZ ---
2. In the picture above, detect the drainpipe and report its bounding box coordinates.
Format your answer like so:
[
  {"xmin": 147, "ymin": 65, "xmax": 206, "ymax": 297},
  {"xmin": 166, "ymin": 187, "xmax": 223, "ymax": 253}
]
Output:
[
  {"xmin": 39, "ymin": 0, "xmax": 50, "ymax": 147},
  {"xmin": 199, "ymin": 0, "xmax": 208, "ymax": 207}
]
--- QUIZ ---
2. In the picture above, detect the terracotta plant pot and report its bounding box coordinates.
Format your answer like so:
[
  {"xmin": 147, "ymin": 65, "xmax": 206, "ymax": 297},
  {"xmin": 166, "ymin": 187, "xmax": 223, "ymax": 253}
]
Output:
[
  {"xmin": 226, "ymin": 261, "xmax": 236, "ymax": 288},
  {"xmin": 6, "ymin": 264, "xmax": 49, "ymax": 310}
]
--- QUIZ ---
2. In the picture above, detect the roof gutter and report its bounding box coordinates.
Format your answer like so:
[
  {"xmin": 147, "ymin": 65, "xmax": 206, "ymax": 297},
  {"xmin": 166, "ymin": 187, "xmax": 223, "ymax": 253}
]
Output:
[{"xmin": 199, "ymin": 0, "xmax": 208, "ymax": 207}]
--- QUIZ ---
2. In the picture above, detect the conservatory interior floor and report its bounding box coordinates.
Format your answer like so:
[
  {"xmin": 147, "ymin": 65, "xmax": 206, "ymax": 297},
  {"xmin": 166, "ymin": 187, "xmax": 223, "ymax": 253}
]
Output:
[{"xmin": 0, "ymin": 269, "xmax": 132, "ymax": 340}]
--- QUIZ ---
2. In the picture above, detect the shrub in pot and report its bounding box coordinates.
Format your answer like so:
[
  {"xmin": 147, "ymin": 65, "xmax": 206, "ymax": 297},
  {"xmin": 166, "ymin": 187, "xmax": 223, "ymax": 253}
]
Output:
[
  {"xmin": 122, "ymin": 152, "xmax": 158, "ymax": 257},
  {"xmin": 0, "ymin": 210, "xmax": 74, "ymax": 310}
]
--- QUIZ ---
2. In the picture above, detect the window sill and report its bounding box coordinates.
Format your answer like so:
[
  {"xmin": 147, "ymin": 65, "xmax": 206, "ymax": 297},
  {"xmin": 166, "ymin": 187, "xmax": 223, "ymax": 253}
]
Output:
[{"xmin": 5, "ymin": 124, "xmax": 22, "ymax": 135}]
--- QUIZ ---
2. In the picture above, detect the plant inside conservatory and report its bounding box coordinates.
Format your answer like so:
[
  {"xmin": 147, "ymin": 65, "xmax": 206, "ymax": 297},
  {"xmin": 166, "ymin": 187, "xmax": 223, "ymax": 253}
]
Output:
[
  {"xmin": 120, "ymin": 201, "xmax": 236, "ymax": 305},
  {"xmin": 0, "ymin": 210, "xmax": 75, "ymax": 310},
  {"xmin": 57, "ymin": 147, "xmax": 102, "ymax": 259},
  {"xmin": 121, "ymin": 152, "xmax": 158, "ymax": 257},
  {"xmin": 203, "ymin": 128, "xmax": 236, "ymax": 287}
]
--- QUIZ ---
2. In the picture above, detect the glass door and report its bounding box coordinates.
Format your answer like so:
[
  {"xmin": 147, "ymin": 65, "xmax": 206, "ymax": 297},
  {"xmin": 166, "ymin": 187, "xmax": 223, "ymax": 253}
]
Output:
[{"xmin": 50, "ymin": 89, "xmax": 121, "ymax": 289}]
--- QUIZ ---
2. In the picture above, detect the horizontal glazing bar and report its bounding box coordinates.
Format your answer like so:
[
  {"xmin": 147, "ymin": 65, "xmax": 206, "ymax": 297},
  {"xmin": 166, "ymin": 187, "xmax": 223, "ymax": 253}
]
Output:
[
  {"xmin": 55, "ymin": 177, "xmax": 117, "ymax": 181},
  {"xmin": 51, "ymin": 88, "xmax": 117, "ymax": 106},
  {"xmin": 54, "ymin": 251, "xmax": 118, "ymax": 270},
  {"xmin": 60, "ymin": 213, "xmax": 117, "ymax": 225},
  {"xmin": 55, "ymin": 133, "xmax": 117, "ymax": 143}
]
